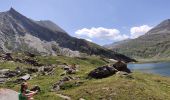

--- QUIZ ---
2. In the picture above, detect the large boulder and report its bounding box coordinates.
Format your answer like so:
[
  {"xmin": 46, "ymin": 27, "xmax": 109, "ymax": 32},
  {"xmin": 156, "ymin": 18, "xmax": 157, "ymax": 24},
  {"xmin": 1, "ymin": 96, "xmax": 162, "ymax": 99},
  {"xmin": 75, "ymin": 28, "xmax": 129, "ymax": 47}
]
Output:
[
  {"xmin": 88, "ymin": 65, "xmax": 117, "ymax": 79},
  {"xmin": 113, "ymin": 61, "xmax": 131, "ymax": 73},
  {"xmin": 15, "ymin": 74, "xmax": 31, "ymax": 83}
]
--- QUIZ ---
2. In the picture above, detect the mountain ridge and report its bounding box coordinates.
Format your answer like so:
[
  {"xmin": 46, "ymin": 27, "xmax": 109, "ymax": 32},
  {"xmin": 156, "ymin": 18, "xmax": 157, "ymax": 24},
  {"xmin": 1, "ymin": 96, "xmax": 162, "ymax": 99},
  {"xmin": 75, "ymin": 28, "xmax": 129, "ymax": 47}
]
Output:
[
  {"xmin": 105, "ymin": 19, "xmax": 170, "ymax": 59},
  {"xmin": 0, "ymin": 8, "xmax": 135, "ymax": 62}
]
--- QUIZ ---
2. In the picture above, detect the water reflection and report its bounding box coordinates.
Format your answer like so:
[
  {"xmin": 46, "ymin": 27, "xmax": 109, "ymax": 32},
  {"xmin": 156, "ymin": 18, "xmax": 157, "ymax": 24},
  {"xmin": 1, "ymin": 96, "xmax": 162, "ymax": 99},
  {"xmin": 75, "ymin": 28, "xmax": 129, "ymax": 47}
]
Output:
[{"xmin": 128, "ymin": 62, "xmax": 170, "ymax": 76}]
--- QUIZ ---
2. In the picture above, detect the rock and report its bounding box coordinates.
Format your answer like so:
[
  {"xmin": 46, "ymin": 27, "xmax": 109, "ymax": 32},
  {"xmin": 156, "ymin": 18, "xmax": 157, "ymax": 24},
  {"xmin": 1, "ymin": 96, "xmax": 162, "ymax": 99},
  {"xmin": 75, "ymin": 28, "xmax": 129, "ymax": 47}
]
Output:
[
  {"xmin": 14, "ymin": 58, "xmax": 23, "ymax": 63},
  {"xmin": 116, "ymin": 71, "xmax": 129, "ymax": 75},
  {"xmin": 113, "ymin": 61, "xmax": 131, "ymax": 73},
  {"xmin": 3, "ymin": 53, "xmax": 13, "ymax": 61},
  {"xmin": 88, "ymin": 65, "xmax": 117, "ymax": 79},
  {"xmin": 63, "ymin": 65, "xmax": 70, "ymax": 70},
  {"xmin": 25, "ymin": 52, "xmax": 36, "ymax": 57},
  {"xmin": 44, "ymin": 67, "xmax": 53, "ymax": 72},
  {"xmin": 0, "ymin": 89, "xmax": 18, "ymax": 100},
  {"xmin": 4, "ymin": 71, "xmax": 18, "ymax": 78},
  {"xmin": 23, "ymin": 58, "xmax": 42, "ymax": 66},
  {"xmin": 15, "ymin": 74, "xmax": 31, "ymax": 83},
  {"xmin": 52, "ymin": 84, "xmax": 61, "ymax": 91},
  {"xmin": 60, "ymin": 64, "xmax": 78, "ymax": 75},
  {"xmin": 0, "ymin": 69, "xmax": 10, "ymax": 74},
  {"xmin": 15, "ymin": 67, "xmax": 22, "ymax": 73},
  {"xmin": 20, "ymin": 74, "xmax": 31, "ymax": 80},
  {"xmin": 52, "ymin": 76, "xmax": 75, "ymax": 91},
  {"xmin": 27, "ymin": 67, "xmax": 38, "ymax": 73},
  {"xmin": 0, "ymin": 69, "xmax": 21, "ymax": 83},
  {"xmin": 38, "ymin": 66, "xmax": 55, "ymax": 75},
  {"xmin": 66, "ymin": 68, "xmax": 76, "ymax": 74},
  {"xmin": 62, "ymin": 76, "xmax": 73, "ymax": 82},
  {"xmin": 0, "ymin": 78, "xmax": 7, "ymax": 84}
]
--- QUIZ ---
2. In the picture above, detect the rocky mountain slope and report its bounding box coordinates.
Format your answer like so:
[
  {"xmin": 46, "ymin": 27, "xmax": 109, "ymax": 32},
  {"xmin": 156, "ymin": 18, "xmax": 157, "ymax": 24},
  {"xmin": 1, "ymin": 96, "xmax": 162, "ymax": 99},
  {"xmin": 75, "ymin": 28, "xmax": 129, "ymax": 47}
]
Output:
[
  {"xmin": 105, "ymin": 19, "xmax": 170, "ymax": 58},
  {"xmin": 103, "ymin": 39, "xmax": 131, "ymax": 49},
  {"xmin": 0, "ymin": 8, "xmax": 135, "ymax": 62}
]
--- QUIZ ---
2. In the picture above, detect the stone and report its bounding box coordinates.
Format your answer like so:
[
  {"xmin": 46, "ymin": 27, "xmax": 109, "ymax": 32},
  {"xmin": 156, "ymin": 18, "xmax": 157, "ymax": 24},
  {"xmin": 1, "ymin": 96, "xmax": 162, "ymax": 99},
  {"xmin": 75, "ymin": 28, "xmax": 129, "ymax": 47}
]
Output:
[
  {"xmin": 116, "ymin": 71, "xmax": 129, "ymax": 75},
  {"xmin": 20, "ymin": 74, "xmax": 30, "ymax": 81},
  {"xmin": 23, "ymin": 58, "xmax": 42, "ymax": 66},
  {"xmin": 88, "ymin": 65, "xmax": 117, "ymax": 79},
  {"xmin": 15, "ymin": 74, "xmax": 31, "ymax": 83},
  {"xmin": 0, "ymin": 78, "xmax": 7, "ymax": 84},
  {"xmin": 25, "ymin": 52, "xmax": 36, "ymax": 57},
  {"xmin": 4, "ymin": 71, "xmax": 18, "ymax": 78},
  {"xmin": 0, "ymin": 69, "xmax": 10, "ymax": 74},
  {"xmin": 14, "ymin": 58, "xmax": 23, "ymax": 63},
  {"xmin": 52, "ymin": 76, "xmax": 75, "ymax": 91},
  {"xmin": 3, "ymin": 53, "xmax": 13, "ymax": 61},
  {"xmin": 27, "ymin": 67, "xmax": 38, "ymax": 73},
  {"xmin": 113, "ymin": 61, "xmax": 131, "ymax": 73}
]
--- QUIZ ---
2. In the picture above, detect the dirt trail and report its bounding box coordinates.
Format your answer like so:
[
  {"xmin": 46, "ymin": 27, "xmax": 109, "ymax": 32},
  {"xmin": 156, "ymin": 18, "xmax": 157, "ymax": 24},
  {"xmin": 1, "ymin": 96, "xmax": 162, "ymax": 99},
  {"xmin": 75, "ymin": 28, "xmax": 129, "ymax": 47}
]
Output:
[{"xmin": 0, "ymin": 88, "xmax": 18, "ymax": 100}]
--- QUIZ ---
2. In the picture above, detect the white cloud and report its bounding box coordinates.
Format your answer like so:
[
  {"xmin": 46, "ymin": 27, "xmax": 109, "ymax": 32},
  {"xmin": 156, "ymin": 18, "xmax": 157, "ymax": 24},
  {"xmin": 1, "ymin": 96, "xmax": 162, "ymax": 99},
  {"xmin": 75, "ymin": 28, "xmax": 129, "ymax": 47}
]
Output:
[
  {"xmin": 130, "ymin": 25, "xmax": 152, "ymax": 38},
  {"xmin": 75, "ymin": 27, "xmax": 129, "ymax": 41},
  {"xmin": 75, "ymin": 25, "xmax": 152, "ymax": 44}
]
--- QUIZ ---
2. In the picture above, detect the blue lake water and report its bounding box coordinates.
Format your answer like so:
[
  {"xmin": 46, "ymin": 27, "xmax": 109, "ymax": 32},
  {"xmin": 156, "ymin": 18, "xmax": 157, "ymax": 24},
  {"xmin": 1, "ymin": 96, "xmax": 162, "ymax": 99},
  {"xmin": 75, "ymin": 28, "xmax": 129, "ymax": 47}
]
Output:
[{"xmin": 128, "ymin": 62, "xmax": 170, "ymax": 76}]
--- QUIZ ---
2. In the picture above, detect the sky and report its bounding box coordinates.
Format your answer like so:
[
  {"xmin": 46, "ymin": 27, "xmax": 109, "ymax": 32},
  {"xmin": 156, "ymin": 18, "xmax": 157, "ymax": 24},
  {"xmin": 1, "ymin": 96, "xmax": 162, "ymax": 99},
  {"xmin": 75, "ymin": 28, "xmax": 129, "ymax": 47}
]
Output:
[{"xmin": 0, "ymin": 0, "xmax": 170, "ymax": 45}]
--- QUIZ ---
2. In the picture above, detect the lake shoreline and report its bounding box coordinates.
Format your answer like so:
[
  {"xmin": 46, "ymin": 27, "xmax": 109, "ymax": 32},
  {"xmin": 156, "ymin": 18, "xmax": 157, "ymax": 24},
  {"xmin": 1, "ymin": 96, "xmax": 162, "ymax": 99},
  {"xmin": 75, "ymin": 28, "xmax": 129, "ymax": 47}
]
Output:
[
  {"xmin": 128, "ymin": 62, "xmax": 170, "ymax": 77},
  {"xmin": 130, "ymin": 58, "xmax": 170, "ymax": 64}
]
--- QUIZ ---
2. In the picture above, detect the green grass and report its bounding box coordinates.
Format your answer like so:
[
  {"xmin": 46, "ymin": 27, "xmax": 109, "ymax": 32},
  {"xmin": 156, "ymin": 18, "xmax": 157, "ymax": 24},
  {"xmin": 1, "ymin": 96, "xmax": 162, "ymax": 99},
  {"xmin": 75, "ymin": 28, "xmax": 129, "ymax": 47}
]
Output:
[{"xmin": 0, "ymin": 55, "xmax": 170, "ymax": 100}]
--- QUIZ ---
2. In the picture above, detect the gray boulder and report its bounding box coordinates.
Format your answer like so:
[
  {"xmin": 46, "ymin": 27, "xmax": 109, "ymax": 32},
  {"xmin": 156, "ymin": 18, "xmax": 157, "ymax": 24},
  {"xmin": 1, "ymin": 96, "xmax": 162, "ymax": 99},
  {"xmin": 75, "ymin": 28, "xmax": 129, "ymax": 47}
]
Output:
[
  {"xmin": 113, "ymin": 61, "xmax": 131, "ymax": 73},
  {"xmin": 88, "ymin": 65, "xmax": 117, "ymax": 79}
]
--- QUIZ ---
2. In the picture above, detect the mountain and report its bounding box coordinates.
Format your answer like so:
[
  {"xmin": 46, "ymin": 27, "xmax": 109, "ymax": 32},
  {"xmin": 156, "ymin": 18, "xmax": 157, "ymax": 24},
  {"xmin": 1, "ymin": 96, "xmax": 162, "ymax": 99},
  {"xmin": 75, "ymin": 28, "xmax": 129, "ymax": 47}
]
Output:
[
  {"xmin": 103, "ymin": 39, "xmax": 131, "ymax": 49},
  {"xmin": 0, "ymin": 8, "xmax": 135, "ymax": 62},
  {"xmin": 105, "ymin": 19, "xmax": 170, "ymax": 58},
  {"xmin": 35, "ymin": 20, "xmax": 66, "ymax": 33}
]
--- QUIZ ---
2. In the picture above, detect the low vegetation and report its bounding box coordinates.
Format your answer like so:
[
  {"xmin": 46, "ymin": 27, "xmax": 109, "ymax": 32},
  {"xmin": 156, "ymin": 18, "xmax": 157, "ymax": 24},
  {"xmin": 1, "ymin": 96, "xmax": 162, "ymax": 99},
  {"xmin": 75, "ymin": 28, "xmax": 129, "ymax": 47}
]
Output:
[{"xmin": 0, "ymin": 55, "xmax": 170, "ymax": 100}]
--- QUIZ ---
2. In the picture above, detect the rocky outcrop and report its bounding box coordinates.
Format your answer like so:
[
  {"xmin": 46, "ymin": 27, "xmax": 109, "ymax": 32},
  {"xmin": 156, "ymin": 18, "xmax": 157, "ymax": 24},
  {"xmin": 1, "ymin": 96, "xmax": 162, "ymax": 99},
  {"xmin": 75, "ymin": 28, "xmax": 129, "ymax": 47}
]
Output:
[
  {"xmin": 88, "ymin": 65, "xmax": 117, "ymax": 79},
  {"xmin": 88, "ymin": 61, "xmax": 131, "ymax": 79},
  {"xmin": 59, "ymin": 64, "xmax": 78, "ymax": 76},
  {"xmin": 52, "ymin": 76, "xmax": 75, "ymax": 91},
  {"xmin": 113, "ymin": 61, "xmax": 131, "ymax": 73}
]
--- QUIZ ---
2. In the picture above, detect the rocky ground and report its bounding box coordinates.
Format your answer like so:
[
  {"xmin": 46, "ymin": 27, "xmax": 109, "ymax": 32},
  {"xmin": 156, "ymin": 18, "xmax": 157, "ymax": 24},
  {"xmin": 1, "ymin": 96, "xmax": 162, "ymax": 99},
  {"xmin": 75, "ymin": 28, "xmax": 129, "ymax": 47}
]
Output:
[{"xmin": 0, "ymin": 53, "xmax": 170, "ymax": 100}]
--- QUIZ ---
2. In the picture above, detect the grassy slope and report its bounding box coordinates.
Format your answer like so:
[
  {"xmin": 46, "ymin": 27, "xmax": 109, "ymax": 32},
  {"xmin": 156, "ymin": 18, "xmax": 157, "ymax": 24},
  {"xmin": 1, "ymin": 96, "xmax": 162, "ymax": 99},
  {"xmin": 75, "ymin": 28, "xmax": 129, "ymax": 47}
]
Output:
[{"xmin": 0, "ymin": 56, "xmax": 170, "ymax": 100}]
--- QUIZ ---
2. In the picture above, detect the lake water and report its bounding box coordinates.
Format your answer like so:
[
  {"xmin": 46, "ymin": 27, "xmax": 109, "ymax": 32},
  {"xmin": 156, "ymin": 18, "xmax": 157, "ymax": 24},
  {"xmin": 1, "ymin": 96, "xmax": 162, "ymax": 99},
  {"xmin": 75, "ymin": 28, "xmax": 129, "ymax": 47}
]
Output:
[{"xmin": 128, "ymin": 62, "xmax": 170, "ymax": 76}]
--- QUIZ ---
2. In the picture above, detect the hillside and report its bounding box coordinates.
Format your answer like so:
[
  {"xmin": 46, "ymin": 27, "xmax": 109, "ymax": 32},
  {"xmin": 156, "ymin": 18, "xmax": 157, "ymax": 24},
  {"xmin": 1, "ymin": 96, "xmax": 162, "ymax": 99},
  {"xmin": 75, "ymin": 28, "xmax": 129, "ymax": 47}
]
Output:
[
  {"xmin": 0, "ymin": 54, "xmax": 170, "ymax": 100},
  {"xmin": 105, "ymin": 19, "xmax": 170, "ymax": 59},
  {"xmin": 0, "ymin": 8, "xmax": 135, "ymax": 62}
]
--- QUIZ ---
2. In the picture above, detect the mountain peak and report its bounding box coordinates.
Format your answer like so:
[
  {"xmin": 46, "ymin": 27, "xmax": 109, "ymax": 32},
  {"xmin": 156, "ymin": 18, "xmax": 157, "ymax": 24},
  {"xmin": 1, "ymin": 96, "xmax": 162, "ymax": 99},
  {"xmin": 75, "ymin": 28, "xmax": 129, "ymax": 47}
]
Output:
[
  {"xmin": 146, "ymin": 19, "xmax": 170, "ymax": 35},
  {"xmin": 158, "ymin": 19, "xmax": 170, "ymax": 26},
  {"xmin": 9, "ymin": 7, "xmax": 17, "ymax": 13}
]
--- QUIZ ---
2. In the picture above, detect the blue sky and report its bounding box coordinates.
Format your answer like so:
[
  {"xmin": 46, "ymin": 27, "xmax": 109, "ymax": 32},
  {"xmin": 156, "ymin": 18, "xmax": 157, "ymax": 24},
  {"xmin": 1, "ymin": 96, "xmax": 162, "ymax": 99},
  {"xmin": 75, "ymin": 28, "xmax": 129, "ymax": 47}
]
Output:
[{"xmin": 0, "ymin": 0, "xmax": 170, "ymax": 45}]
